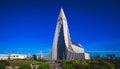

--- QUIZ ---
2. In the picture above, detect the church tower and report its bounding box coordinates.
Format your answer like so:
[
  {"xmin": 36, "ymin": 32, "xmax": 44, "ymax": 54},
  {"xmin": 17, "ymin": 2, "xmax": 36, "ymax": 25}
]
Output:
[
  {"xmin": 51, "ymin": 8, "xmax": 72, "ymax": 60},
  {"xmin": 47, "ymin": 8, "xmax": 90, "ymax": 60}
]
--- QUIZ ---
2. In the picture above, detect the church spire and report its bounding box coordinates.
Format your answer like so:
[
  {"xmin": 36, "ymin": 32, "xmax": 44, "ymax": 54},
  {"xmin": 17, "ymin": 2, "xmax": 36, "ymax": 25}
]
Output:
[
  {"xmin": 46, "ymin": 8, "xmax": 90, "ymax": 60},
  {"xmin": 58, "ymin": 8, "xmax": 67, "ymax": 21}
]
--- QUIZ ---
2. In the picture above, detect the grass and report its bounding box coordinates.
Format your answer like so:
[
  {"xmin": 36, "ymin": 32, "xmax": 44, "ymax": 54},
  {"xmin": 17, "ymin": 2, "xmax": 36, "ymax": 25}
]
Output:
[
  {"xmin": 0, "ymin": 60, "xmax": 50, "ymax": 69},
  {"xmin": 0, "ymin": 59, "xmax": 120, "ymax": 69},
  {"xmin": 59, "ymin": 59, "xmax": 120, "ymax": 69}
]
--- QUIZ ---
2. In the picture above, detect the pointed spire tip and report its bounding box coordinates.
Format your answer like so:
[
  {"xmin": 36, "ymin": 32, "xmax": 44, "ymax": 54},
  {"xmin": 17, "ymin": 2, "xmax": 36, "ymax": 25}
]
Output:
[
  {"xmin": 60, "ymin": 7, "xmax": 64, "ymax": 13},
  {"xmin": 58, "ymin": 7, "xmax": 66, "ymax": 21}
]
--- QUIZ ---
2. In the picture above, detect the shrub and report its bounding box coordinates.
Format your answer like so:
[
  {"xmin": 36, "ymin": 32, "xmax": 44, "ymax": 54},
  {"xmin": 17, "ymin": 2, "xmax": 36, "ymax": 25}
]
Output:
[
  {"xmin": 62, "ymin": 63, "xmax": 73, "ymax": 69},
  {"xmin": 19, "ymin": 64, "xmax": 30, "ymax": 69},
  {"xmin": 59, "ymin": 59, "xmax": 116, "ymax": 69},
  {"xmin": 0, "ymin": 63, "xmax": 5, "ymax": 69},
  {"xmin": 0, "ymin": 60, "xmax": 9, "ymax": 69}
]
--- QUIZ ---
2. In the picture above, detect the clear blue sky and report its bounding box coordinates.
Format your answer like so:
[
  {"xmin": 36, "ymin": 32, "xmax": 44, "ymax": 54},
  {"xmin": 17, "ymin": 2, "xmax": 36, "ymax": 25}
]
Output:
[{"xmin": 0, "ymin": 0, "xmax": 120, "ymax": 56}]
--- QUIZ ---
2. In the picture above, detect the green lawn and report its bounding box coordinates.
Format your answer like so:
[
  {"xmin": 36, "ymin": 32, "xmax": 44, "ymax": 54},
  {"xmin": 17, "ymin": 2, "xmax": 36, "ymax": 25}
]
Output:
[{"xmin": 0, "ymin": 60, "xmax": 50, "ymax": 69}]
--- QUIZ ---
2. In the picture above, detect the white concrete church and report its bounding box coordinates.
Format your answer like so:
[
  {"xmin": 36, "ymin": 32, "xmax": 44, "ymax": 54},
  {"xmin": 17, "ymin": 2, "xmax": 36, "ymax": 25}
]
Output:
[{"xmin": 45, "ymin": 8, "xmax": 90, "ymax": 60}]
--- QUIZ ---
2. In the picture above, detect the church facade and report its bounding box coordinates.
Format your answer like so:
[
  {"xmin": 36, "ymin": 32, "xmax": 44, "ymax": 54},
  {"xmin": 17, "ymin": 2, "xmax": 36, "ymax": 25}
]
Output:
[{"xmin": 46, "ymin": 8, "xmax": 90, "ymax": 60}]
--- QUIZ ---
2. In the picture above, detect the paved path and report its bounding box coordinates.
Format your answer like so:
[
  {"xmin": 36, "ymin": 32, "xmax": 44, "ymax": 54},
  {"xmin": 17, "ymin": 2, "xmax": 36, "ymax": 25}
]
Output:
[{"xmin": 49, "ymin": 61, "xmax": 62, "ymax": 69}]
